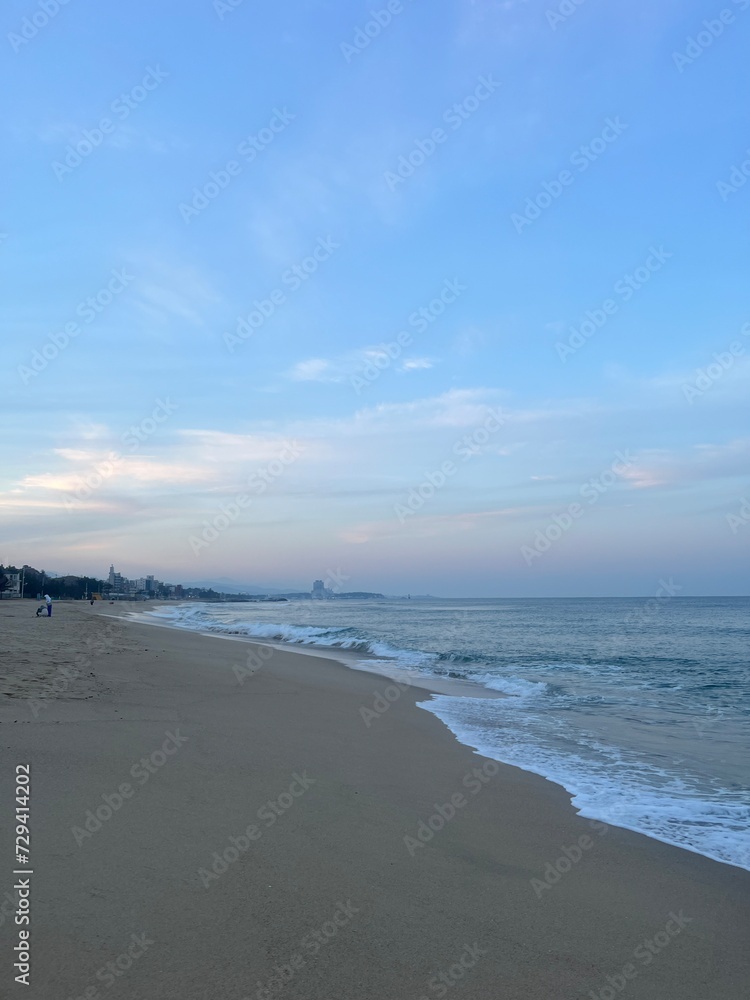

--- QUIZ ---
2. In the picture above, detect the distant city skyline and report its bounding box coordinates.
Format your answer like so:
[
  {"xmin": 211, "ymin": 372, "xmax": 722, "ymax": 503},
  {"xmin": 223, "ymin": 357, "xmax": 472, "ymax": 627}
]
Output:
[{"xmin": 1, "ymin": 2, "xmax": 748, "ymax": 597}]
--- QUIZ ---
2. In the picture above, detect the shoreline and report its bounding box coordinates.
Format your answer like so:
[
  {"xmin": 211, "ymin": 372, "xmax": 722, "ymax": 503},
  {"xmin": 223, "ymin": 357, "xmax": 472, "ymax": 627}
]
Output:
[
  {"xmin": 123, "ymin": 600, "xmax": 750, "ymax": 875},
  {"xmin": 3, "ymin": 601, "xmax": 749, "ymax": 999},
  {"xmin": 119, "ymin": 601, "xmax": 511, "ymax": 700}
]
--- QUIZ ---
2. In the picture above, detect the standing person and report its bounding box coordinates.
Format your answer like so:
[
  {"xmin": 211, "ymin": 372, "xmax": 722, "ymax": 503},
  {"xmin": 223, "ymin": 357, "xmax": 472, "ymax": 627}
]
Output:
[{"xmin": 44, "ymin": 594, "xmax": 52, "ymax": 617}]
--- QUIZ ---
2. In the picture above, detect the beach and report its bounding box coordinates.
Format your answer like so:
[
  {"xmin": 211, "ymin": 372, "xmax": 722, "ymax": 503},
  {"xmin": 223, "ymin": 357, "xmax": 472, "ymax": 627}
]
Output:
[{"xmin": 2, "ymin": 600, "xmax": 748, "ymax": 1000}]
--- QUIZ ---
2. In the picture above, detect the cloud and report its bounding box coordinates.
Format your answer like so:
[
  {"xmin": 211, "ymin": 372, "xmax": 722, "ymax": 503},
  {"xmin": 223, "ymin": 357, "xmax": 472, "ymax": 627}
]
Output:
[
  {"xmin": 618, "ymin": 465, "xmax": 668, "ymax": 490},
  {"xmin": 35, "ymin": 121, "xmax": 81, "ymax": 145},
  {"xmin": 618, "ymin": 439, "xmax": 750, "ymax": 491},
  {"xmin": 177, "ymin": 430, "xmax": 317, "ymax": 463},
  {"xmin": 129, "ymin": 258, "xmax": 220, "ymax": 331},
  {"xmin": 16, "ymin": 456, "xmax": 214, "ymax": 494},
  {"xmin": 340, "ymin": 506, "xmax": 526, "ymax": 544},
  {"xmin": 345, "ymin": 388, "xmax": 504, "ymax": 430},
  {"xmin": 30, "ymin": 120, "xmax": 180, "ymax": 156},
  {"xmin": 286, "ymin": 349, "xmax": 436, "ymax": 384},
  {"xmin": 272, "ymin": 388, "xmax": 601, "ymax": 446},
  {"xmin": 0, "ymin": 390, "xmax": 542, "ymax": 537},
  {"xmin": 0, "ymin": 425, "xmax": 317, "ymax": 523},
  {"xmin": 398, "ymin": 357, "xmax": 435, "ymax": 372},
  {"xmin": 287, "ymin": 358, "xmax": 339, "ymax": 382},
  {"xmin": 545, "ymin": 320, "xmax": 566, "ymax": 335},
  {"xmin": 3, "ymin": 389, "xmax": 745, "ymax": 561},
  {"xmin": 454, "ymin": 326, "xmax": 489, "ymax": 355},
  {"xmin": 646, "ymin": 354, "xmax": 750, "ymax": 399}
]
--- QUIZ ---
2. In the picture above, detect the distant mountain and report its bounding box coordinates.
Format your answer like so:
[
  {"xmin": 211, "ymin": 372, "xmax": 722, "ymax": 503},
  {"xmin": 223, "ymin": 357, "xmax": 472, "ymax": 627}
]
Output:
[{"xmin": 181, "ymin": 578, "xmax": 303, "ymax": 596}]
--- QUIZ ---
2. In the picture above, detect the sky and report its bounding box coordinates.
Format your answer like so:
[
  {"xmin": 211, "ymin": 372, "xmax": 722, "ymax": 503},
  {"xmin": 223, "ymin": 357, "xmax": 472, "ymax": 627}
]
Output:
[{"xmin": 1, "ymin": 0, "xmax": 748, "ymax": 597}]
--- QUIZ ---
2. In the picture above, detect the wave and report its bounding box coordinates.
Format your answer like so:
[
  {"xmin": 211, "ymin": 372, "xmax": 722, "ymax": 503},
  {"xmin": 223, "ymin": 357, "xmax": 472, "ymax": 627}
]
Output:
[
  {"xmin": 132, "ymin": 602, "xmax": 749, "ymax": 871},
  {"xmin": 419, "ymin": 695, "xmax": 750, "ymax": 872},
  {"xmin": 135, "ymin": 605, "xmax": 556, "ymax": 691},
  {"xmin": 135, "ymin": 606, "xmax": 441, "ymax": 665},
  {"xmin": 471, "ymin": 674, "xmax": 549, "ymax": 698}
]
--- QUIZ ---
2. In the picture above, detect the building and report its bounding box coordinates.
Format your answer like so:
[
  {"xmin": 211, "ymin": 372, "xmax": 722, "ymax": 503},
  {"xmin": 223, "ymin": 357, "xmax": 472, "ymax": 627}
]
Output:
[
  {"xmin": 1, "ymin": 571, "xmax": 21, "ymax": 598},
  {"xmin": 107, "ymin": 564, "xmax": 128, "ymax": 593}
]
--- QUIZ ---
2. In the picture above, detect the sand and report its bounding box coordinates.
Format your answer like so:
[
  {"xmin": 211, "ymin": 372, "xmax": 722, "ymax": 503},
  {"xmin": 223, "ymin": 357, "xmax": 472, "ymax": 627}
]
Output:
[
  {"xmin": 1, "ymin": 600, "xmax": 748, "ymax": 999},
  {"xmin": 0, "ymin": 600, "xmax": 145, "ymax": 702}
]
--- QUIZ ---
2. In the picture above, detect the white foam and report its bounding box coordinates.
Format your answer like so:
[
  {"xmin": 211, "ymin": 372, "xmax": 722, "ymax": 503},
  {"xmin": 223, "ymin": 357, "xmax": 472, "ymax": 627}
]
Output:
[
  {"xmin": 132, "ymin": 603, "xmax": 750, "ymax": 872},
  {"xmin": 134, "ymin": 605, "xmax": 444, "ymax": 664},
  {"xmin": 472, "ymin": 674, "xmax": 549, "ymax": 698},
  {"xmin": 420, "ymin": 694, "xmax": 750, "ymax": 872}
]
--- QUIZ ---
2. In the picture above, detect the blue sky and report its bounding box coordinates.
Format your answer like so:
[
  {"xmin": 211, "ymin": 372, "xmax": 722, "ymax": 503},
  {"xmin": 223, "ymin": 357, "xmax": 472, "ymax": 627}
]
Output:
[{"xmin": 1, "ymin": 0, "xmax": 748, "ymax": 596}]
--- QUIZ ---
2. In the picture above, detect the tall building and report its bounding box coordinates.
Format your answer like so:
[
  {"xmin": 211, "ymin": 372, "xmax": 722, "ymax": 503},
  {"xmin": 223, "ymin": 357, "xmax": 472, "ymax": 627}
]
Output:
[
  {"xmin": 312, "ymin": 580, "xmax": 326, "ymax": 598},
  {"xmin": 107, "ymin": 564, "xmax": 127, "ymax": 592}
]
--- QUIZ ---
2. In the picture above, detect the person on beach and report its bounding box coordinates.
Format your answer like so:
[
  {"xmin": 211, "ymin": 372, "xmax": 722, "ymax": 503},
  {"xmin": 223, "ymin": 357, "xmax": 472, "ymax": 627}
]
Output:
[{"xmin": 44, "ymin": 594, "xmax": 52, "ymax": 617}]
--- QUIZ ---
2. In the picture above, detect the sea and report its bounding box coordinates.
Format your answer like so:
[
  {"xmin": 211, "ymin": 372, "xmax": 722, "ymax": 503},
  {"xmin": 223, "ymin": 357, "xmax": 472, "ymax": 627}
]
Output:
[{"xmin": 132, "ymin": 596, "xmax": 749, "ymax": 872}]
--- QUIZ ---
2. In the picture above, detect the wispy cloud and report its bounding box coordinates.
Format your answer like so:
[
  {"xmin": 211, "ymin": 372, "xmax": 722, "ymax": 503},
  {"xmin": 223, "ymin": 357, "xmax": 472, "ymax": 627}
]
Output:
[
  {"xmin": 286, "ymin": 351, "xmax": 437, "ymax": 384},
  {"xmin": 618, "ymin": 439, "xmax": 750, "ymax": 491},
  {"xmin": 399, "ymin": 357, "xmax": 435, "ymax": 371},
  {"xmin": 287, "ymin": 358, "xmax": 342, "ymax": 383},
  {"xmin": 340, "ymin": 506, "xmax": 526, "ymax": 544},
  {"xmin": 129, "ymin": 258, "xmax": 221, "ymax": 331}
]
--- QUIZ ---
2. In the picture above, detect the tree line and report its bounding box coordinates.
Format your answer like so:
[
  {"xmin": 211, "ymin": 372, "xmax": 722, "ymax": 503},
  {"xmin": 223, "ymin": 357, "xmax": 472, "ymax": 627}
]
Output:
[{"xmin": 0, "ymin": 565, "xmax": 105, "ymax": 600}]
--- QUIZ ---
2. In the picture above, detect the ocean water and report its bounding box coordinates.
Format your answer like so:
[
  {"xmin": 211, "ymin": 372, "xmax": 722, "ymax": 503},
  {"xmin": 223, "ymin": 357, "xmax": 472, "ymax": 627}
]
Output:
[{"xmin": 133, "ymin": 597, "xmax": 750, "ymax": 871}]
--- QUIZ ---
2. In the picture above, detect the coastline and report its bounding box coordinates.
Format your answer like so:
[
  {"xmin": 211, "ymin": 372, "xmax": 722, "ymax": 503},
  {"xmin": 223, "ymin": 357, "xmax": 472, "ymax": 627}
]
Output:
[
  {"xmin": 3, "ymin": 600, "xmax": 749, "ymax": 999},
  {"xmin": 124, "ymin": 600, "xmax": 750, "ymax": 873},
  {"xmin": 121, "ymin": 602, "xmax": 512, "ymax": 701}
]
